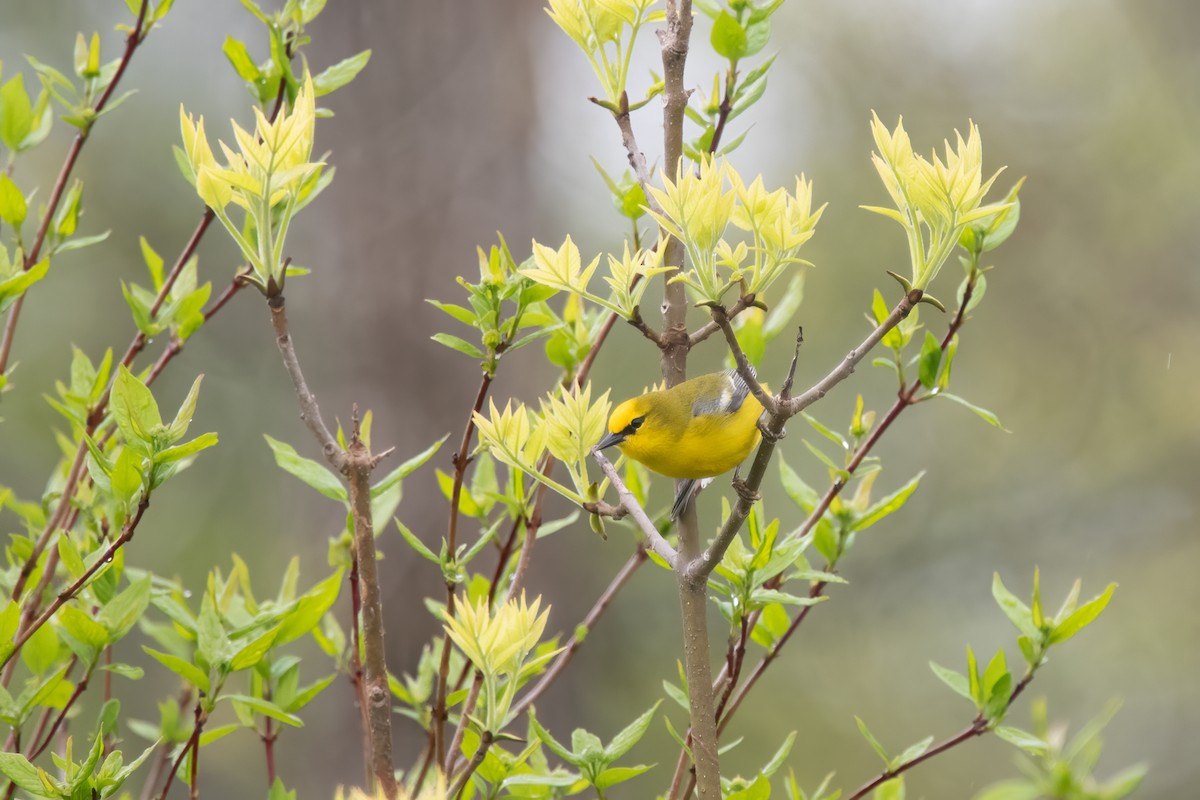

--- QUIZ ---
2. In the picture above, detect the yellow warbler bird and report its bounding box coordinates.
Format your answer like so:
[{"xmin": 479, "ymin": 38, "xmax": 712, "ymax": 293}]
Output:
[{"xmin": 597, "ymin": 369, "xmax": 766, "ymax": 519}]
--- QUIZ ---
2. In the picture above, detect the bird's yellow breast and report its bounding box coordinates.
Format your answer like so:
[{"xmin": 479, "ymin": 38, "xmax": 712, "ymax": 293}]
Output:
[{"xmin": 616, "ymin": 382, "xmax": 764, "ymax": 479}]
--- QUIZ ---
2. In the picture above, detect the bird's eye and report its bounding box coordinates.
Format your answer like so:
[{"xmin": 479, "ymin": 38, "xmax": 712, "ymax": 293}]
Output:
[{"xmin": 629, "ymin": 415, "xmax": 646, "ymax": 432}]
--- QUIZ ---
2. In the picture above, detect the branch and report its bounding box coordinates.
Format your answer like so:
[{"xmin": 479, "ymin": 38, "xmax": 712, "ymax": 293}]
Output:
[
  {"xmin": 0, "ymin": 0, "xmax": 151, "ymax": 378},
  {"xmin": 709, "ymin": 304, "xmax": 778, "ymax": 414},
  {"xmin": 157, "ymin": 702, "xmax": 205, "ymax": 800},
  {"xmin": 266, "ymin": 294, "xmax": 346, "ymax": 472},
  {"xmin": 511, "ymin": 546, "xmax": 647, "ymax": 719},
  {"xmin": 610, "ymin": 92, "xmax": 658, "ymax": 210},
  {"xmin": 450, "ymin": 731, "xmax": 492, "ymax": 799},
  {"xmin": 845, "ymin": 673, "xmax": 1034, "ymax": 800},
  {"xmin": 688, "ymin": 290, "xmax": 920, "ymax": 582},
  {"xmin": 687, "ymin": 293, "xmax": 757, "ymax": 347},
  {"xmin": 590, "ymin": 448, "xmax": 678, "ymax": 568},
  {"xmin": 345, "ymin": 414, "xmax": 398, "ymax": 800},
  {"xmin": 780, "ymin": 290, "xmax": 921, "ymax": 417},
  {"xmin": 1, "ymin": 496, "xmax": 150, "ymax": 671}
]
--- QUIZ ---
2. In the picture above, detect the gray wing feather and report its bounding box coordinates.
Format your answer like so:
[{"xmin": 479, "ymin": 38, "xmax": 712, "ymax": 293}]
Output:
[{"xmin": 691, "ymin": 367, "xmax": 754, "ymax": 417}]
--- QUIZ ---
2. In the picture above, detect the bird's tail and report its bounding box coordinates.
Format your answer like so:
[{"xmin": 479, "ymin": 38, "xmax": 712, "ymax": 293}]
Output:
[{"xmin": 670, "ymin": 477, "xmax": 716, "ymax": 521}]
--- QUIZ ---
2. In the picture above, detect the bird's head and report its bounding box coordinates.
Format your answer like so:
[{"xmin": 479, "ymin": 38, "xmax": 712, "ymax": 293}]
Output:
[{"xmin": 597, "ymin": 396, "xmax": 649, "ymax": 450}]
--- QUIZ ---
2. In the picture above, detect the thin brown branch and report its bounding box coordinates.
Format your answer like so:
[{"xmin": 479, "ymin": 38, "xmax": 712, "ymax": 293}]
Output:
[
  {"xmin": 590, "ymin": 448, "xmax": 678, "ymax": 567},
  {"xmin": 348, "ymin": 543, "xmax": 372, "ymax": 787},
  {"xmin": 450, "ymin": 730, "xmax": 492, "ymax": 799},
  {"xmin": 718, "ymin": 581, "xmax": 826, "ymax": 733},
  {"xmin": 28, "ymin": 657, "xmax": 90, "ymax": 760},
  {"xmin": 687, "ymin": 293, "xmax": 756, "ymax": 347},
  {"xmin": 689, "ymin": 290, "xmax": 921, "ymax": 584},
  {"xmin": 446, "ymin": 671, "xmax": 482, "ymax": 770},
  {"xmin": 1, "ymin": 497, "xmax": 149, "ymax": 671},
  {"xmin": 709, "ymin": 304, "xmax": 778, "ymax": 414},
  {"xmin": 158, "ymin": 703, "xmax": 204, "ymax": 800},
  {"xmin": 0, "ymin": 0, "xmax": 151, "ymax": 378},
  {"xmin": 611, "ymin": 92, "xmax": 657, "ymax": 204},
  {"xmin": 846, "ymin": 673, "xmax": 1034, "ymax": 800},
  {"xmin": 346, "ymin": 416, "xmax": 398, "ymax": 800},
  {"xmin": 512, "ymin": 545, "xmax": 647, "ymax": 718},
  {"xmin": 266, "ymin": 294, "xmax": 346, "ymax": 472},
  {"xmin": 707, "ymin": 65, "xmax": 738, "ymax": 156}
]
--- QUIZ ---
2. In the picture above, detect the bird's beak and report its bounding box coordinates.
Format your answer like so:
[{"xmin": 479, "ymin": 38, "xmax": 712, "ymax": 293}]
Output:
[{"xmin": 597, "ymin": 430, "xmax": 626, "ymax": 450}]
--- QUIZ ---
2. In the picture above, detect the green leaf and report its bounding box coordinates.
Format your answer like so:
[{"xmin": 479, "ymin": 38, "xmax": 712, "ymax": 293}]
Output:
[
  {"xmin": 0, "ymin": 74, "xmax": 34, "ymax": 151},
  {"xmin": 222, "ymin": 694, "xmax": 304, "ymax": 727},
  {"xmin": 778, "ymin": 457, "xmax": 819, "ymax": 512},
  {"xmin": 154, "ymin": 432, "xmax": 218, "ymax": 464},
  {"xmin": 993, "ymin": 725, "xmax": 1048, "ymax": 755},
  {"xmin": 54, "ymin": 229, "xmax": 110, "ymax": 254},
  {"xmin": 222, "ymin": 37, "xmax": 260, "ymax": 82},
  {"xmin": 370, "ymin": 434, "xmax": 446, "ymax": 498},
  {"xmin": 1048, "ymin": 582, "xmax": 1116, "ymax": 644},
  {"xmin": 855, "ymin": 716, "xmax": 890, "ymax": 765},
  {"xmin": 263, "ymin": 434, "xmax": 347, "ymax": 502},
  {"xmin": 605, "ymin": 700, "xmax": 661, "ymax": 760},
  {"xmin": 725, "ymin": 773, "xmax": 771, "ymax": 800},
  {"xmin": 0, "ymin": 174, "xmax": 26, "ymax": 226},
  {"xmin": 274, "ymin": 569, "xmax": 343, "ymax": 646},
  {"xmin": 895, "ymin": 736, "xmax": 933, "ymax": 767},
  {"xmin": 111, "ymin": 365, "xmax": 163, "ymax": 452},
  {"xmin": 57, "ymin": 605, "xmax": 109, "ymax": 651},
  {"xmin": 99, "ymin": 575, "xmax": 152, "ymax": 639},
  {"xmin": 0, "ymin": 752, "xmax": 46, "ymax": 795},
  {"xmin": 229, "ymin": 625, "xmax": 281, "ymax": 671},
  {"xmin": 984, "ymin": 673, "xmax": 1012, "ymax": 722},
  {"xmin": 312, "ymin": 50, "xmax": 371, "ymax": 96},
  {"xmin": 0, "ymin": 259, "xmax": 49, "ymax": 314},
  {"xmin": 431, "ymin": 332, "xmax": 485, "ymax": 359},
  {"xmin": 917, "ymin": 331, "xmax": 941, "ymax": 389},
  {"xmin": 711, "ymin": 11, "xmax": 748, "ymax": 59},
  {"xmin": 992, "ymin": 573, "xmax": 1038, "ymax": 639},
  {"xmin": 143, "ymin": 647, "xmax": 210, "ymax": 692},
  {"xmin": 929, "ymin": 661, "xmax": 972, "ymax": 703},
  {"xmin": 426, "ymin": 299, "xmax": 478, "ymax": 327},
  {"xmin": 851, "ymin": 472, "xmax": 923, "ymax": 532},
  {"xmin": 166, "ymin": 374, "xmax": 204, "ymax": 440},
  {"xmin": 939, "ymin": 392, "xmax": 1009, "ymax": 431},
  {"xmin": 395, "ymin": 520, "xmax": 439, "ymax": 564},
  {"xmin": 21, "ymin": 620, "xmax": 60, "ymax": 675},
  {"xmin": 594, "ymin": 764, "xmax": 655, "ymax": 790}
]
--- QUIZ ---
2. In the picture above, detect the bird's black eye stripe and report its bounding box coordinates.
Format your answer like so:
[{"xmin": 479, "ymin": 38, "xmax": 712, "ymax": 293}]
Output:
[{"xmin": 626, "ymin": 415, "xmax": 646, "ymax": 434}]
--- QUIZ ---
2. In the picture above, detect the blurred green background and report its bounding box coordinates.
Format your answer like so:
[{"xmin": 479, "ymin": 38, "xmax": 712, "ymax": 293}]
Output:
[{"xmin": 1, "ymin": 1, "xmax": 1197, "ymax": 797}]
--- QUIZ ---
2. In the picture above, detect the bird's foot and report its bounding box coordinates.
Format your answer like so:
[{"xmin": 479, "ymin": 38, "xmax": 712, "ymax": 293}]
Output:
[
  {"xmin": 731, "ymin": 470, "xmax": 760, "ymax": 505},
  {"xmin": 757, "ymin": 415, "xmax": 785, "ymax": 443}
]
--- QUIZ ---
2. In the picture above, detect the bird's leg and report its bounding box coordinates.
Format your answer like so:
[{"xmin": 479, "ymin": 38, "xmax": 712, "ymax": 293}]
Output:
[
  {"xmin": 731, "ymin": 466, "xmax": 760, "ymax": 505},
  {"xmin": 756, "ymin": 413, "xmax": 785, "ymax": 443}
]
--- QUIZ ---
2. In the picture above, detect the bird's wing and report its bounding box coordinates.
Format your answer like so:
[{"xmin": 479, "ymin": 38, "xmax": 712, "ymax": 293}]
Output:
[{"xmin": 691, "ymin": 367, "xmax": 755, "ymax": 417}]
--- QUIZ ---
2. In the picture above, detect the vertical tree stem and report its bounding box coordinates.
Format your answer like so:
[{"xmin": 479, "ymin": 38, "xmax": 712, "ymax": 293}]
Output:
[{"xmin": 346, "ymin": 432, "xmax": 398, "ymax": 800}]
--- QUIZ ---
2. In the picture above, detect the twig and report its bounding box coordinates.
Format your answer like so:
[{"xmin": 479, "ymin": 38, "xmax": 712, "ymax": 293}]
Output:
[
  {"xmin": 345, "ymin": 413, "xmax": 398, "ymax": 800},
  {"xmin": 590, "ymin": 449, "xmax": 678, "ymax": 567},
  {"xmin": 430, "ymin": 374, "xmax": 494, "ymax": 773},
  {"xmin": 449, "ymin": 731, "xmax": 492, "ymax": 799},
  {"xmin": 266, "ymin": 294, "xmax": 346, "ymax": 472},
  {"xmin": 708, "ymin": 304, "xmax": 778, "ymax": 414},
  {"xmin": 512, "ymin": 546, "xmax": 647, "ymax": 719},
  {"xmin": 688, "ymin": 290, "xmax": 920, "ymax": 583},
  {"xmin": 687, "ymin": 293, "xmax": 757, "ymax": 347},
  {"xmin": 157, "ymin": 702, "xmax": 205, "ymax": 800},
  {"xmin": 611, "ymin": 92, "xmax": 658, "ymax": 208},
  {"xmin": 707, "ymin": 64, "xmax": 738, "ymax": 156},
  {"xmin": 1, "ymin": 497, "xmax": 150, "ymax": 671},
  {"xmin": 717, "ymin": 581, "xmax": 826, "ymax": 733},
  {"xmin": 445, "ymin": 671, "xmax": 482, "ymax": 770},
  {"xmin": 28, "ymin": 657, "xmax": 91, "ymax": 759},
  {"xmin": 0, "ymin": 0, "xmax": 151, "ymax": 379},
  {"xmin": 845, "ymin": 673, "xmax": 1034, "ymax": 800}
]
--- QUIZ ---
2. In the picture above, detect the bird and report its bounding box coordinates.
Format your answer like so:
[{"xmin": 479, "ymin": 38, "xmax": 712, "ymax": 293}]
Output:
[{"xmin": 596, "ymin": 368, "xmax": 766, "ymax": 519}]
